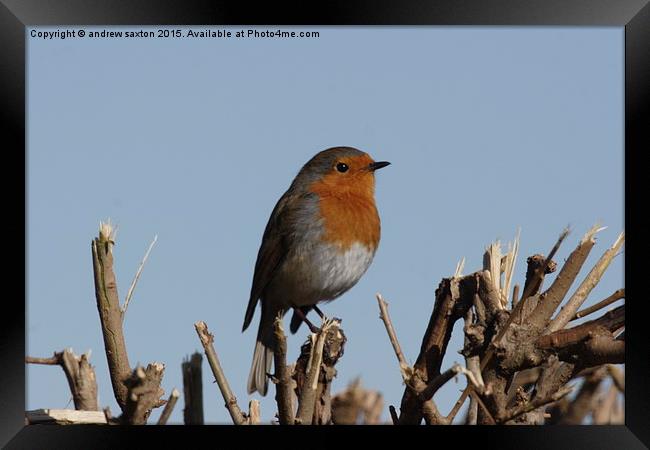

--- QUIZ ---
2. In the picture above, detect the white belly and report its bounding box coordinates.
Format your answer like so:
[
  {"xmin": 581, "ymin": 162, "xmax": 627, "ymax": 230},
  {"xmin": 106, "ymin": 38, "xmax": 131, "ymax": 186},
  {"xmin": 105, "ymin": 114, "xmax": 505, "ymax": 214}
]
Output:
[
  {"xmin": 312, "ymin": 241, "xmax": 375, "ymax": 300},
  {"xmin": 268, "ymin": 241, "xmax": 375, "ymax": 308}
]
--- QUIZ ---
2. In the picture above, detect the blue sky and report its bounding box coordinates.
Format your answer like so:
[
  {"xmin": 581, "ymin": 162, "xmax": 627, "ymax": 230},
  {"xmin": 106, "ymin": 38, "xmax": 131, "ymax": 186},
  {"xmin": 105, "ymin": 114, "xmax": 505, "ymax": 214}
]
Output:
[{"xmin": 27, "ymin": 26, "xmax": 623, "ymax": 424}]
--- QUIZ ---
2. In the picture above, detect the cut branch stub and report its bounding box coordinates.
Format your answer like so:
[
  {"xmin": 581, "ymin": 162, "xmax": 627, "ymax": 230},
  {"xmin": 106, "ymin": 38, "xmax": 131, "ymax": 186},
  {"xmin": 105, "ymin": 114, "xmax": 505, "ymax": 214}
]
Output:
[
  {"xmin": 27, "ymin": 349, "xmax": 99, "ymax": 411},
  {"xmin": 182, "ymin": 352, "xmax": 204, "ymax": 425},
  {"xmin": 60, "ymin": 350, "xmax": 99, "ymax": 412},
  {"xmin": 522, "ymin": 254, "xmax": 557, "ymax": 300},
  {"xmin": 546, "ymin": 232, "xmax": 625, "ymax": 333},
  {"xmin": 528, "ymin": 226, "xmax": 600, "ymax": 329},
  {"xmin": 91, "ymin": 224, "xmax": 131, "ymax": 410},
  {"xmin": 157, "ymin": 388, "xmax": 180, "ymax": 425},
  {"xmin": 273, "ymin": 316, "xmax": 295, "ymax": 425},
  {"xmin": 122, "ymin": 363, "xmax": 166, "ymax": 425},
  {"xmin": 293, "ymin": 319, "xmax": 346, "ymax": 425}
]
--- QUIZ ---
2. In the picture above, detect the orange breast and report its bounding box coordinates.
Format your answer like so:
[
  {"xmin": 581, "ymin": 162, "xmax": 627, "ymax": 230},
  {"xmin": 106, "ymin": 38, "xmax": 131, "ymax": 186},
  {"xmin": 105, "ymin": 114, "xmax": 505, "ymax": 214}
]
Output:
[{"xmin": 309, "ymin": 172, "xmax": 380, "ymax": 250}]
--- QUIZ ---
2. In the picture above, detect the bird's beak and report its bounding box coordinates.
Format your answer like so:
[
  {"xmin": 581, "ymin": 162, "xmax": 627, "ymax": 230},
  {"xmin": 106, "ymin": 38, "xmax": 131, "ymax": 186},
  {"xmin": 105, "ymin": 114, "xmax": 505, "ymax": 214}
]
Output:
[{"xmin": 368, "ymin": 161, "xmax": 391, "ymax": 172}]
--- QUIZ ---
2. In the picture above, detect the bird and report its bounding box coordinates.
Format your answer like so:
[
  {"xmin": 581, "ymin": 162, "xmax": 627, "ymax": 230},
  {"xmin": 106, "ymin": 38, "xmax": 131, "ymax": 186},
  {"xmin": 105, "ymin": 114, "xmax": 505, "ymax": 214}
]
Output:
[{"xmin": 242, "ymin": 146, "xmax": 390, "ymax": 396}]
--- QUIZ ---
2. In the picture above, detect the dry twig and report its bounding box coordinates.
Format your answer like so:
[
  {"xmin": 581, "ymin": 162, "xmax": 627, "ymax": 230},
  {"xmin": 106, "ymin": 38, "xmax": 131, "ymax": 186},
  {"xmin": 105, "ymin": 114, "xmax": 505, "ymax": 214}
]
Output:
[
  {"xmin": 157, "ymin": 388, "xmax": 180, "ymax": 425},
  {"xmin": 194, "ymin": 321, "xmax": 246, "ymax": 425},
  {"xmin": 273, "ymin": 316, "xmax": 295, "ymax": 425}
]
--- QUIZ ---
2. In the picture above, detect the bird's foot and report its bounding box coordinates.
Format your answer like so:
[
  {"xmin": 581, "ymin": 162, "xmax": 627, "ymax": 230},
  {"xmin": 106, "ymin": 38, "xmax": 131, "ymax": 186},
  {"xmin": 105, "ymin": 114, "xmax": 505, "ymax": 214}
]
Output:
[
  {"xmin": 306, "ymin": 321, "xmax": 321, "ymax": 334},
  {"xmin": 292, "ymin": 306, "xmax": 322, "ymax": 333}
]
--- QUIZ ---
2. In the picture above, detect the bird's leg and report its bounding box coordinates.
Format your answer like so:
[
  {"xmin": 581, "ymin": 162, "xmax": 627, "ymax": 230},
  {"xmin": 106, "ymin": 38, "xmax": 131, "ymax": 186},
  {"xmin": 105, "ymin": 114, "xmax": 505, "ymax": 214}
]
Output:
[
  {"xmin": 312, "ymin": 305, "xmax": 325, "ymax": 319},
  {"xmin": 292, "ymin": 307, "xmax": 321, "ymax": 334},
  {"xmin": 310, "ymin": 305, "xmax": 342, "ymax": 326}
]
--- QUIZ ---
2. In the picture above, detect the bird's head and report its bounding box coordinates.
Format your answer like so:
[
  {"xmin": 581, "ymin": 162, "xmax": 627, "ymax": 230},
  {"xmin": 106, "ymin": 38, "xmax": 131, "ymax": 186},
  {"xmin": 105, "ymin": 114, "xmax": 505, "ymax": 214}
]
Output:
[{"xmin": 298, "ymin": 147, "xmax": 390, "ymax": 199}]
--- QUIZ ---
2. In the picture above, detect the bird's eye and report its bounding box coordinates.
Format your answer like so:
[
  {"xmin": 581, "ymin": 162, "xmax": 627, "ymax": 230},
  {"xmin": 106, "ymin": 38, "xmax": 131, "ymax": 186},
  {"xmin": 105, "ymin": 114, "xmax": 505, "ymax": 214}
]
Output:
[{"xmin": 336, "ymin": 162, "xmax": 349, "ymax": 173}]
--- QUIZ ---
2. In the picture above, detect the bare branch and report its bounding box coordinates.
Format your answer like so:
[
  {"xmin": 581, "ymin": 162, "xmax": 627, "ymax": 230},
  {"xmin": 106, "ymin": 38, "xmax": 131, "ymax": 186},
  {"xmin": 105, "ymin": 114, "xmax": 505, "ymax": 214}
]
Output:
[
  {"xmin": 480, "ymin": 228, "xmax": 571, "ymax": 372},
  {"xmin": 273, "ymin": 316, "xmax": 295, "ymax": 425},
  {"xmin": 607, "ymin": 364, "xmax": 625, "ymax": 393},
  {"xmin": 418, "ymin": 364, "xmax": 463, "ymax": 402},
  {"xmin": 27, "ymin": 349, "xmax": 99, "ymax": 411},
  {"xmin": 295, "ymin": 319, "xmax": 339, "ymax": 425},
  {"xmin": 547, "ymin": 233, "xmax": 624, "ymax": 333},
  {"xmin": 397, "ymin": 276, "xmax": 471, "ymax": 424},
  {"xmin": 422, "ymin": 399, "xmax": 445, "ymax": 424},
  {"xmin": 558, "ymin": 366, "xmax": 607, "ymax": 424},
  {"xmin": 454, "ymin": 257, "xmax": 466, "ymax": 277},
  {"xmin": 529, "ymin": 225, "xmax": 602, "ymax": 329},
  {"xmin": 389, "ymin": 405, "xmax": 399, "ymax": 425},
  {"xmin": 26, "ymin": 355, "xmax": 60, "ymax": 365},
  {"xmin": 471, "ymin": 390, "xmax": 496, "ymax": 425},
  {"xmin": 521, "ymin": 255, "xmax": 558, "ymax": 302},
  {"xmin": 194, "ymin": 321, "xmax": 246, "ymax": 425},
  {"xmin": 182, "ymin": 352, "xmax": 204, "ymax": 425},
  {"xmin": 501, "ymin": 384, "xmax": 574, "ymax": 423},
  {"xmin": 537, "ymin": 305, "xmax": 625, "ymax": 351},
  {"xmin": 483, "ymin": 241, "xmax": 502, "ymax": 308},
  {"xmin": 593, "ymin": 384, "xmax": 620, "ymax": 424},
  {"xmin": 90, "ymin": 221, "xmax": 166, "ymax": 423},
  {"xmin": 446, "ymin": 388, "xmax": 470, "ymax": 423},
  {"xmin": 157, "ymin": 388, "xmax": 180, "ymax": 425},
  {"xmin": 122, "ymin": 234, "xmax": 158, "ymax": 318},
  {"xmin": 570, "ymin": 289, "xmax": 624, "ymax": 322},
  {"xmin": 247, "ymin": 400, "xmax": 261, "ymax": 425},
  {"xmin": 331, "ymin": 379, "xmax": 384, "ymax": 424},
  {"xmin": 448, "ymin": 229, "xmax": 576, "ymax": 424},
  {"xmin": 511, "ymin": 284, "xmax": 520, "ymax": 309},
  {"xmin": 292, "ymin": 318, "xmax": 346, "ymax": 425},
  {"xmin": 501, "ymin": 229, "xmax": 521, "ymax": 308},
  {"xmin": 122, "ymin": 363, "xmax": 166, "ymax": 425},
  {"xmin": 91, "ymin": 224, "xmax": 131, "ymax": 408},
  {"xmin": 581, "ymin": 336, "xmax": 625, "ymax": 366},
  {"xmin": 462, "ymin": 307, "xmax": 482, "ymax": 425},
  {"xmin": 519, "ymin": 227, "xmax": 570, "ymax": 303},
  {"xmin": 514, "ymin": 255, "xmax": 558, "ymax": 324},
  {"xmin": 376, "ymin": 293, "xmax": 410, "ymax": 380}
]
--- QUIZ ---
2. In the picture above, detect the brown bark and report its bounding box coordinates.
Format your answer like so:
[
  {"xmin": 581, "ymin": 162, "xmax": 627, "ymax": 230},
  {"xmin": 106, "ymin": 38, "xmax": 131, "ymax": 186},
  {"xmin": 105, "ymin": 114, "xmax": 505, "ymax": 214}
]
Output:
[
  {"xmin": 157, "ymin": 388, "xmax": 180, "ymax": 425},
  {"xmin": 122, "ymin": 363, "xmax": 166, "ymax": 425},
  {"xmin": 331, "ymin": 379, "xmax": 384, "ymax": 424},
  {"xmin": 91, "ymin": 236, "xmax": 131, "ymax": 409},
  {"xmin": 90, "ymin": 225, "xmax": 166, "ymax": 423},
  {"xmin": 397, "ymin": 277, "xmax": 471, "ymax": 424},
  {"xmin": 570, "ymin": 289, "xmax": 624, "ymax": 322},
  {"xmin": 26, "ymin": 349, "xmax": 99, "ymax": 411},
  {"xmin": 547, "ymin": 233, "xmax": 624, "ymax": 333},
  {"xmin": 558, "ymin": 366, "xmax": 607, "ymax": 424},
  {"xmin": 273, "ymin": 317, "xmax": 295, "ymax": 425},
  {"xmin": 522, "ymin": 254, "xmax": 557, "ymax": 301},
  {"xmin": 514, "ymin": 255, "xmax": 557, "ymax": 323},
  {"xmin": 528, "ymin": 231, "xmax": 597, "ymax": 329},
  {"xmin": 182, "ymin": 352, "xmax": 204, "ymax": 425},
  {"xmin": 293, "ymin": 320, "xmax": 346, "ymax": 425},
  {"xmin": 194, "ymin": 321, "xmax": 246, "ymax": 425}
]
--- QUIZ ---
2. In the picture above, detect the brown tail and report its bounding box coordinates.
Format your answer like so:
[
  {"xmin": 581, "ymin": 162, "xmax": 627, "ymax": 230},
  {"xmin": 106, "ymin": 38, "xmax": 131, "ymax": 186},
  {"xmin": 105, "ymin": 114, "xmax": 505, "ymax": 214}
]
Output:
[
  {"xmin": 247, "ymin": 340, "xmax": 273, "ymax": 395},
  {"xmin": 246, "ymin": 302, "xmax": 283, "ymax": 396}
]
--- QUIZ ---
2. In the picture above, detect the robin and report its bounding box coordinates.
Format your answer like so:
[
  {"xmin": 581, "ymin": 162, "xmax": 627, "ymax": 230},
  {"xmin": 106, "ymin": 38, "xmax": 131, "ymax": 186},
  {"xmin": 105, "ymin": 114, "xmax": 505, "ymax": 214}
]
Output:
[{"xmin": 242, "ymin": 146, "xmax": 390, "ymax": 396}]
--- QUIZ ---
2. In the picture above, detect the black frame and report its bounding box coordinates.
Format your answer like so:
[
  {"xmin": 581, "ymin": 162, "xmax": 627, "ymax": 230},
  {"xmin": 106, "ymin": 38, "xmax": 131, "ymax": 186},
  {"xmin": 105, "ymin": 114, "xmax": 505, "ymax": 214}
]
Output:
[{"xmin": 2, "ymin": 1, "xmax": 648, "ymax": 448}]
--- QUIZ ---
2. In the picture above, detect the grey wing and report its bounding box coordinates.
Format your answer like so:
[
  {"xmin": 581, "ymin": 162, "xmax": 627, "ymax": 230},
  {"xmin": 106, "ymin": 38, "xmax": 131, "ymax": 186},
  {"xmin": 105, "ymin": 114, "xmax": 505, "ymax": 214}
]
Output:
[{"xmin": 242, "ymin": 191, "xmax": 296, "ymax": 332}]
